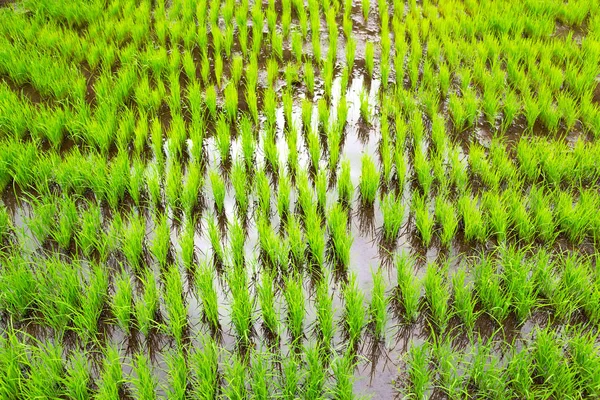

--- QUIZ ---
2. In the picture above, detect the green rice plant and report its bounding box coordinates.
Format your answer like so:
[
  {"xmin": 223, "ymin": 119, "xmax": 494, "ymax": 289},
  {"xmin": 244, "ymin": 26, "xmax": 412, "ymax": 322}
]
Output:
[
  {"xmin": 277, "ymin": 172, "xmax": 291, "ymax": 218},
  {"xmin": 345, "ymin": 36, "xmax": 356, "ymax": 72},
  {"xmin": 164, "ymin": 349, "xmax": 187, "ymax": 400},
  {"xmin": 412, "ymin": 193, "xmax": 434, "ymax": 248},
  {"xmin": 151, "ymin": 212, "xmax": 170, "ymax": 268},
  {"xmin": 231, "ymin": 55, "xmax": 244, "ymax": 86},
  {"xmin": 258, "ymin": 269, "xmax": 278, "ymax": 336},
  {"xmin": 307, "ymin": 128, "xmax": 321, "ymax": 169},
  {"xmin": 63, "ymin": 350, "xmax": 91, "ymax": 400},
  {"xmin": 135, "ymin": 268, "xmax": 159, "ymax": 336},
  {"xmin": 227, "ymin": 265, "xmax": 253, "ymax": 345},
  {"xmin": 314, "ymin": 275, "xmax": 335, "ymax": 347},
  {"xmin": 435, "ymin": 195, "xmax": 458, "ymax": 248},
  {"xmin": 330, "ymin": 348, "xmax": 356, "ymax": 399},
  {"xmin": 230, "ymin": 160, "xmax": 248, "ymax": 217},
  {"xmin": 209, "ymin": 170, "xmax": 225, "ymax": 215},
  {"xmin": 413, "ymin": 143, "xmax": 433, "ymax": 195},
  {"xmin": 529, "ymin": 186, "xmax": 555, "ymax": 243},
  {"xmin": 305, "ymin": 343, "xmax": 326, "ymax": 399},
  {"xmin": 284, "ymin": 273, "xmax": 305, "ymax": 343},
  {"xmin": 552, "ymin": 255, "xmax": 590, "ymax": 320},
  {"xmin": 131, "ymin": 352, "xmax": 157, "ymax": 400},
  {"xmin": 196, "ymin": 259, "xmax": 219, "ymax": 331},
  {"xmin": 473, "ymin": 255, "xmax": 510, "ymax": 322},
  {"xmin": 501, "ymin": 89, "xmax": 520, "ymax": 132},
  {"xmin": 111, "ymin": 268, "xmax": 133, "ymax": 333},
  {"xmin": 448, "ymin": 93, "xmax": 466, "ymax": 130},
  {"xmin": 344, "ymin": 272, "xmax": 366, "ymax": 347},
  {"xmin": 316, "ymin": 168, "xmax": 328, "ymax": 211},
  {"xmin": 74, "ymin": 261, "xmax": 108, "ymax": 342},
  {"xmin": 318, "ymin": 98, "xmax": 330, "ymax": 130},
  {"xmin": 204, "ymin": 85, "xmax": 217, "ymax": 119},
  {"xmin": 532, "ymin": 328, "xmax": 575, "ymax": 397},
  {"xmin": 280, "ymin": 352, "xmax": 300, "ymax": 399},
  {"xmin": 95, "ymin": 346, "xmax": 124, "ymax": 400},
  {"xmin": 28, "ymin": 196, "xmax": 56, "ymax": 244},
  {"xmin": 163, "ymin": 264, "xmax": 188, "ymax": 348},
  {"xmin": 396, "ymin": 252, "xmax": 420, "ymax": 322},
  {"xmin": 327, "ymin": 204, "xmax": 353, "ymax": 270},
  {"xmin": 165, "ymin": 160, "xmax": 182, "ymax": 210},
  {"xmin": 502, "ymin": 246, "xmax": 537, "ymax": 323},
  {"xmin": 452, "ymin": 267, "xmax": 477, "ymax": 331},
  {"xmin": 405, "ymin": 342, "xmax": 431, "ymax": 399},
  {"xmin": 482, "ymin": 191, "xmax": 509, "ymax": 243},
  {"xmin": 215, "ymin": 116, "xmax": 231, "ymax": 166},
  {"xmin": 359, "ymin": 154, "xmax": 379, "ymax": 207},
  {"xmin": 424, "ymin": 263, "xmax": 450, "ymax": 332},
  {"xmin": 569, "ymin": 330, "xmax": 600, "ymax": 397},
  {"xmin": 255, "ymin": 168, "xmax": 272, "ymax": 218},
  {"xmin": 458, "ymin": 194, "xmax": 487, "ymax": 243},
  {"xmin": 54, "ymin": 195, "xmax": 77, "ymax": 250},
  {"xmin": 380, "ymin": 192, "xmax": 405, "ymax": 243},
  {"xmin": 146, "ymin": 164, "xmax": 162, "ymax": 208},
  {"xmin": 181, "ymin": 163, "xmax": 202, "ymax": 218},
  {"xmin": 370, "ymin": 268, "xmax": 388, "ymax": 339},
  {"xmin": 122, "ymin": 212, "xmax": 146, "ymax": 270},
  {"xmin": 362, "ymin": 0, "xmax": 370, "ymax": 20},
  {"xmin": 509, "ymin": 195, "xmax": 535, "ymax": 243},
  {"xmin": 190, "ymin": 334, "xmax": 219, "ymax": 399}
]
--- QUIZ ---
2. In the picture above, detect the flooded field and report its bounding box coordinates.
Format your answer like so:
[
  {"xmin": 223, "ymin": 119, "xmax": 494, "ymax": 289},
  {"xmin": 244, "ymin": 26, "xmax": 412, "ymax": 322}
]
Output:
[{"xmin": 0, "ymin": 0, "xmax": 600, "ymax": 398}]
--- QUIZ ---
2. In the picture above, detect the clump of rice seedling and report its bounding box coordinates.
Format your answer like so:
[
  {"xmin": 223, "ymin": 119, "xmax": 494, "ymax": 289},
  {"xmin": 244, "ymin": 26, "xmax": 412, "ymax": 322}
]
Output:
[
  {"xmin": 458, "ymin": 194, "xmax": 486, "ymax": 243},
  {"xmin": 53, "ymin": 196, "xmax": 77, "ymax": 250},
  {"xmin": 305, "ymin": 343, "xmax": 326, "ymax": 398},
  {"xmin": 63, "ymin": 350, "xmax": 91, "ymax": 400},
  {"xmin": 423, "ymin": 263, "xmax": 450, "ymax": 332},
  {"xmin": 224, "ymin": 82, "xmax": 238, "ymax": 121},
  {"xmin": 231, "ymin": 160, "xmax": 249, "ymax": 217},
  {"xmin": 207, "ymin": 215, "xmax": 224, "ymax": 268},
  {"xmin": 362, "ymin": 0, "xmax": 370, "ymax": 21},
  {"xmin": 258, "ymin": 269, "xmax": 279, "ymax": 337},
  {"xmin": 344, "ymin": 272, "xmax": 366, "ymax": 347},
  {"xmin": 164, "ymin": 349, "xmax": 188, "ymax": 400},
  {"xmin": 122, "ymin": 212, "xmax": 146, "ymax": 270},
  {"xmin": 111, "ymin": 268, "xmax": 133, "ymax": 333},
  {"xmin": 315, "ymin": 274, "xmax": 335, "ymax": 347},
  {"xmin": 412, "ymin": 193, "xmax": 434, "ymax": 248},
  {"xmin": 452, "ymin": 267, "xmax": 477, "ymax": 331},
  {"xmin": 435, "ymin": 195, "xmax": 458, "ymax": 248},
  {"xmin": 405, "ymin": 342, "xmax": 431, "ymax": 399},
  {"xmin": 369, "ymin": 268, "xmax": 388, "ymax": 340},
  {"xmin": 151, "ymin": 212, "xmax": 170, "ymax": 268},
  {"xmin": 135, "ymin": 268, "xmax": 159, "ymax": 336},
  {"xmin": 396, "ymin": 252, "xmax": 421, "ymax": 322},
  {"xmin": 305, "ymin": 206, "xmax": 326, "ymax": 269},
  {"xmin": 277, "ymin": 172, "xmax": 291, "ymax": 219},
  {"xmin": 227, "ymin": 265, "xmax": 253, "ymax": 345},
  {"xmin": 284, "ymin": 273, "xmax": 305, "ymax": 344},
  {"xmin": 95, "ymin": 346, "xmax": 124, "ymax": 400},
  {"xmin": 327, "ymin": 204, "xmax": 353, "ymax": 270},
  {"xmin": 196, "ymin": 259, "xmax": 219, "ymax": 331},
  {"xmin": 163, "ymin": 264, "xmax": 188, "ymax": 348},
  {"xmin": 131, "ymin": 352, "xmax": 158, "ymax": 400},
  {"xmin": 380, "ymin": 192, "xmax": 405, "ymax": 244},
  {"xmin": 215, "ymin": 116, "xmax": 231, "ymax": 167},
  {"xmin": 502, "ymin": 246, "xmax": 537, "ymax": 323},
  {"xmin": 205, "ymin": 86, "xmax": 217, "ymax": 119},
  {"xmin": 190, "ymin": 334, "xmax": 219, "ymax": 399},
  {"xmin": 359, "ymin": 154, "xmax": 379, "ymax": 207},
  {"xmin": 482, "ymin": 191, "xmax": 509, "ymax": 243},
  {"xmin": 473, "ymin": 255, "xmax": 510, "ymax": 322}
]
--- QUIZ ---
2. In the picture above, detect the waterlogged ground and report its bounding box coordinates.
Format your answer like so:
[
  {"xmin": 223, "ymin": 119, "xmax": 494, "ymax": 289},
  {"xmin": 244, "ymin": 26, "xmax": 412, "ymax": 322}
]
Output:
[{"xmin": 1, "ymin": 0, "xmax": 600, "ymax": 398}]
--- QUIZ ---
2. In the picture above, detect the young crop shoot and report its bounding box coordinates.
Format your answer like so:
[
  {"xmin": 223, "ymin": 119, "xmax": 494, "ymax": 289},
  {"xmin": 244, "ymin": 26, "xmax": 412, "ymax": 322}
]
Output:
[{"xmin": 359, "ymin": 154, "xmax": 379, "ymax": 207}]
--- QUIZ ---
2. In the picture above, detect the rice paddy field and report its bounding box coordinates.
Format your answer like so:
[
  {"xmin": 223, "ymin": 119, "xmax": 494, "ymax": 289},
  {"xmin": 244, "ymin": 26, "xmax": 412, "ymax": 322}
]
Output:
[{"xmin": 1, "ymin": 0, "xmax": 600, "ymax": 398}]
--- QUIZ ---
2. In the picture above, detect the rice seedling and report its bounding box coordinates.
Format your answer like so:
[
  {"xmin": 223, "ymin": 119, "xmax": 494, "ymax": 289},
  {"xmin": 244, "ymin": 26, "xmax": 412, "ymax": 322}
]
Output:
[
  {"xmin": 163, "ymin": 264, "xmax": 188, "ymax": 347},
  {"xmin": 284, "ymin": 273, "xmax": 305, "ymax": 343},
  {"xmin": 95, "ymin": 346, "xmax": 124, "ymax": 400},
  {"xmin": 359, "ymin": 154, "xmax": 379, "ymax": 207},
  {"xmin": 359, "ymin": 89, "xmax": 371, "ymax": 124},
  {"xmin": 131, "ymin": 352, "xmax": 158, "ymax": 400},
  {"xmin": 458, "ymin": 194, "xmax": 487, "ymax": 243},
  {"xmin": 473, "ymin": 255, "xmax": 510, "ymax": 322},
  {"xmin": 424, "ymin": 263, "xmax": 450, "ymax": 332},
  {"xmin": 380, "ymin": 192, "xmax": 405, "ymax": 244},
  {"xmin": 404, "ymin": 342, "xmax": 431, "ymax": 399},
  {"xmin": 412, "ymin": 193, "xmax": 434, "ymax": 248},
  {"xmin": 135, "ymin": 268, "xmax": 159, "ymax": 336},
  {"xmin": 258, "ymin": 269, "xmax": 279, "ymax": 337},
  {"xmin": 305, "ymin": 343, "xmax": 326, "ymax": 398},
  {"xmin": 396, "ymin": 252, "xmax": 420, "ymax": 322},
  {"xmin": 196, "ymin": 259, "xmax": 219, "ymax": 331},
  {"xmin": 369, "ymin": 268, "xmax": 388, "ymax": 339},
  {"xmin": 122, "ymin": 212, "xmax": 146, "ymax": 270},
  {"xmin": 190, "ymin": 334, "xmax": 219, "ymax": 399},
  {"xmin": 304, "ymin": 62, "xmax": 315, "ymax": 97},
  {"xmin": 54, "ymin": 196, "xmax": 77, "ymax": 250},
  {"xmin": 502, "ymin": 246, "xmax": 537, "ymax": 323},
  {"xmin": 227, "ymin": 265, "xmax": 253, "ymax": 345},
  {"xmin": 112, "ymin": 268, "xmax": 133, "ymax": 333},
  {"xmin": 344, "ymin": 272, "xmax": 366, "ymax": 347},
  {"xmin": 452, "ymin": 267, "xmax": 477, "ymax": 331},
  {"xmin": 209, "ymin": 170, "xmax": 225, "ymax": 215}
]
